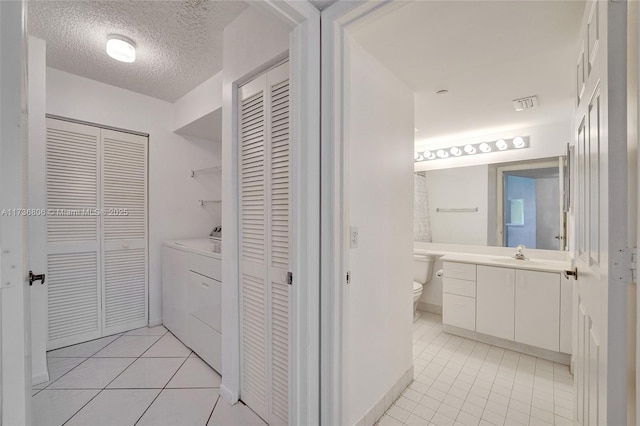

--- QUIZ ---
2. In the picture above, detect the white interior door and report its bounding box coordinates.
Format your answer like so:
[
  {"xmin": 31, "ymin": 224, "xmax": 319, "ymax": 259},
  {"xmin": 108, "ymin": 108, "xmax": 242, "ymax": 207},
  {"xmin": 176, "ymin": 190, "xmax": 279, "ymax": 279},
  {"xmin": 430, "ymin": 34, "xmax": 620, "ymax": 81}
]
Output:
[
  {"xmin": 239, "ymin": 61, "xmax": 291, "ymax": 426},
  {"xmin": 44, "ymin": 118, "xmax": 149, "ymax": 350},
  {"xmin": 0, "ymin": 0, "xmax": 31, "ymax": 423},
  {"xmin": 45, "ymin": 118, "xmax": 102, "ymax": 349},
  {"xmin": 573, "ymin": 1, "xmax": 628, "ymax": 424}
]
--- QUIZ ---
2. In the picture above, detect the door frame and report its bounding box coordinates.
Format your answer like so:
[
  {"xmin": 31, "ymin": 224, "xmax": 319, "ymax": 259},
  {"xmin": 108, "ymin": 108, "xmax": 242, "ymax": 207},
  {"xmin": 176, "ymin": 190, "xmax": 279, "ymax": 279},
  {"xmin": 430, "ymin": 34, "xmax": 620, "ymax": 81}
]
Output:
[
  {"xmin": 320, "ymin": 1, "xmax": 410, "ymax": 423},
  {"xmin": 495, "ymin": 158, "xmax": 564, "ymax": 248},
  {"xmin": 0, "ymin": 0, "xmax": 31, "ymax": 424},
  {"xmin": 221, "ymin": 2, "xmax": 320, "ymax": 425}
]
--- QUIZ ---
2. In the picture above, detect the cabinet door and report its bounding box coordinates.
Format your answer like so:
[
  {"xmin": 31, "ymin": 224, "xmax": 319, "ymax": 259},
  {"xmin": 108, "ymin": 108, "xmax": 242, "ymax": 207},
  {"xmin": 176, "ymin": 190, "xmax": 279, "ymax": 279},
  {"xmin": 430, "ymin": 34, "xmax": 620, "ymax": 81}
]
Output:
[
  {"xmin": 476, "ymin": 266, "xmax": 514, "ymax": 340},
  {"xmin": 515, "ymin": 270, "xmax": 560, "ymax": 351}
]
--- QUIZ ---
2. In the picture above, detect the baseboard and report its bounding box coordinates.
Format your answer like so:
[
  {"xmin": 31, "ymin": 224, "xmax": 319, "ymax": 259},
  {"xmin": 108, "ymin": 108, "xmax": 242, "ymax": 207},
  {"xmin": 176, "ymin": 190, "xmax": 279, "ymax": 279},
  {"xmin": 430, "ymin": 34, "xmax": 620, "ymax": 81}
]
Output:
[
  {"xmin": 32, "ymin": 370, "xmax": 49, "ymax": 386},
  {"xmin": 354, "ymin": 365, "xmax": 414, "ymax": 426},
  {"xmin": 219, "ymin": 384, "xmax": 239, "ymax": 405},
  {"xmin": 443, "ymin": 324, "xmax": 572, "ymax": 365},
  {"xmin": 148, "ymin": 317, "xmax": 163, "ymax": 327},
  {"xmin": 418, "ymin": 301, "xmax": 442, "ymax": 315}
]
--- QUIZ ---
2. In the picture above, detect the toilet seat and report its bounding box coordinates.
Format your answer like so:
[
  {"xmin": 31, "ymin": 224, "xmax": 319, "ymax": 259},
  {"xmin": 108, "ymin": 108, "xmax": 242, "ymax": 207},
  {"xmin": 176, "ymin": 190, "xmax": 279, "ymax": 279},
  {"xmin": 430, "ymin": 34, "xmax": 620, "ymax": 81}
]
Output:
[{"xmin": 413, "ymin": 281, "xmax": 423, "ymax": 293}]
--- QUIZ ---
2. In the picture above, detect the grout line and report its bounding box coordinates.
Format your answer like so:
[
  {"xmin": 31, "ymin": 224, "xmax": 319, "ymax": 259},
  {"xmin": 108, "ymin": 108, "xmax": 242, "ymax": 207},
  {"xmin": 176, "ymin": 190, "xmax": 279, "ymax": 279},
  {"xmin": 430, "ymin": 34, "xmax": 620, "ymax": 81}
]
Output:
[
  {"xmin": 133, "ymin": 352, "xmax": 194, "ymax": 425},
  {"xmin": 206, "ymin": 394, "xmax": 221, "ymax": 425}
]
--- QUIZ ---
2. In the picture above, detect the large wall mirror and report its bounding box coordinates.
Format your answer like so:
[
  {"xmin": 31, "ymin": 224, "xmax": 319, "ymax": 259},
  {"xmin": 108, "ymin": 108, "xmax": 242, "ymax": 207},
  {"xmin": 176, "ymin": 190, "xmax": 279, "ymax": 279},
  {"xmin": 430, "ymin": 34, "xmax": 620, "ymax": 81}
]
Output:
[{"xmin": 414, "ymin": 156, "xmax": 568, "ymax": 251}]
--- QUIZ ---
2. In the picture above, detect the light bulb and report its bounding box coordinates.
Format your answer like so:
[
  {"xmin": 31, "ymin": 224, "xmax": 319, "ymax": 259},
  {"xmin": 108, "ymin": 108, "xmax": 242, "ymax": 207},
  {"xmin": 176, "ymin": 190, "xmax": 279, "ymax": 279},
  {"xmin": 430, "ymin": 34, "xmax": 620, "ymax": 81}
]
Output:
[
  {"xmin": 436, "ymin": 149, "xmax": 449, "ymax": 158},
  {"xmin": 479, "ymin": 143, "xmax": 492, "ymax": 153},
  {"xmin": 496, "ymin": 139, "xmax": 507, "ymax": 150},
  {"xmin": 450, "ymin": 147, "xmax": 462, "ymax": 156},
  {"xmin": 513, "ymin": 136, "xmax": 525, "ymax": 148},
  {"xmin": 464, "ymin": 144, "xmax": 476, "ymax": 154}
]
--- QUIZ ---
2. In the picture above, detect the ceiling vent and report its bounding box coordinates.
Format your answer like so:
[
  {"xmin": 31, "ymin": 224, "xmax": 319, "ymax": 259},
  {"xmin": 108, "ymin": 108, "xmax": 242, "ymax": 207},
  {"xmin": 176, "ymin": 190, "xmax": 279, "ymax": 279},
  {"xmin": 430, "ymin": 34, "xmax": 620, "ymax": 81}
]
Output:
[{"xmin": 512, "ymin": 96, "xmax": 539, "ymax": 111}]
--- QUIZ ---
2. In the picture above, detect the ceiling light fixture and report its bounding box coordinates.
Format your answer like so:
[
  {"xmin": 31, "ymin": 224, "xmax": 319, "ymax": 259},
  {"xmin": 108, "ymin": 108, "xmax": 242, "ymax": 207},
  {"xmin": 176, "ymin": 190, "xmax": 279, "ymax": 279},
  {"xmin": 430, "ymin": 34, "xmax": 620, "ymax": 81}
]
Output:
[
  {"xmin": 106, "ymin": 35, "xmax": 136, "ymax": 63},
  {"xmin": 414, "ymin": 136, "xmax": 530, "ymax": 163}
]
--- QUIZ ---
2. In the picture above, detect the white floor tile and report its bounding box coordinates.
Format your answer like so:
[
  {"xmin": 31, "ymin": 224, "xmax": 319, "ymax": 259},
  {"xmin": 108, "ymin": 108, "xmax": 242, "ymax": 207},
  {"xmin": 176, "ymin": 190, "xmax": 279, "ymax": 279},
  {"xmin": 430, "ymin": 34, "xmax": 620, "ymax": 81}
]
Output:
[
  {"xmin": 142, "ymin": 333, "xmax": 191, "ymax": 358},
  {"xmin": 65, "ymin": 389, "xmax": 160, "ymax": 426},
  {"xmin": 32, "ymin": 389, "xmax": 99, "ymax": 426},
  {"xmin": 93, "ymin": 335, "xmax": 162, "ymax": 358},
  {"xmin": 123, "ymin": 325, "xmax": 168, "ymax": 336},
  {"xmin": 47, "ymin": 335, "xmax": 120, "ymax": 358},
  {"xmin": 107, "ymin": 357, "xmax": 185, "ymax": 389},
  {"xmin": 166, "ymin": 357, "xmax": 222, "ymax": 388},
  {"xmin": 49, "ymin": 358, "xmax": 134, "ymax": 389},
  {"xmin": 137, "ymin": 388, "xmax": 218, "ymax": 425},
  {"xmin": 33, "ymin": 357, "xmax": 86, "ymax": 389}
]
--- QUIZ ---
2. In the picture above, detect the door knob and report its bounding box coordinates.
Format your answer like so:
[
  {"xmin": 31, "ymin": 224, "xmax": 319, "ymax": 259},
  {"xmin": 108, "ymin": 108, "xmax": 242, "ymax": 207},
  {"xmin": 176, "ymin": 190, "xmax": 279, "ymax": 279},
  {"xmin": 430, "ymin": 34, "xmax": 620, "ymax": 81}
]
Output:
[
  {"xmin": 29, "ymin": 270, "xmax": 46, "ymax": 286},
  {"xmin": 563, "ymin": 267, "xmax": 578, "ymax": 280}
]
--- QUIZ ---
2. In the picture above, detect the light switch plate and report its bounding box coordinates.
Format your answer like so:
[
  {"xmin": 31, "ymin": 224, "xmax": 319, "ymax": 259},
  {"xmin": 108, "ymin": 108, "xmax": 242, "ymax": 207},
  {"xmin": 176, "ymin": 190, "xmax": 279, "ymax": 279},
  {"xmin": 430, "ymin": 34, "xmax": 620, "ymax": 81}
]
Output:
[{"xmin": 350, "ymin": 226, "xmax": 359, "ymax": 248}]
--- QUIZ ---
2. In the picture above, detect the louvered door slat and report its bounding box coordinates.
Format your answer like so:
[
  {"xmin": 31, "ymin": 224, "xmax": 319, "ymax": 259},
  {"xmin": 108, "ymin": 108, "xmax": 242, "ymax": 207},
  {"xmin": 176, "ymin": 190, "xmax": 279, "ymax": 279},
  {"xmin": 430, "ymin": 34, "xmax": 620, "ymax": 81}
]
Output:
[
  {"xmin": 46, "ymin": 119, "xmax": 102, "ymax": 350},
  {"xmin": 101, "ymin": 129, "xmax": 148, "ymax": 335},
  {"xmin": 239, "ymin": 63, "xmax": 290, "ymax": 426}
]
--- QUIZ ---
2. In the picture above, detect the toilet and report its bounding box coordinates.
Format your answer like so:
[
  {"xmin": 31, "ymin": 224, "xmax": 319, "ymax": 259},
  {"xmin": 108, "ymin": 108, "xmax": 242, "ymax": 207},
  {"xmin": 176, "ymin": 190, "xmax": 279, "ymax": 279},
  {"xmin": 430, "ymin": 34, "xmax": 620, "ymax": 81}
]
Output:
[{"xmin": 413, "ymin": 252, "xmax": 435, "ymax": 322}]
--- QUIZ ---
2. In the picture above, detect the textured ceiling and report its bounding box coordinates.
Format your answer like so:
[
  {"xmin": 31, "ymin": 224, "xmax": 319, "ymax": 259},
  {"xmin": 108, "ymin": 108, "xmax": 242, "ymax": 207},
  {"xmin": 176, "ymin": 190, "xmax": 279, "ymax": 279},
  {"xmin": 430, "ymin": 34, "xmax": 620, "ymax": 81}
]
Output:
[
  {"xmin": 353, "ymin": 1, "xmax": 585, "ymax": 148},
  {"xmin": 28, "ymin": 0, "xmax": 247, "ymax": 102}
]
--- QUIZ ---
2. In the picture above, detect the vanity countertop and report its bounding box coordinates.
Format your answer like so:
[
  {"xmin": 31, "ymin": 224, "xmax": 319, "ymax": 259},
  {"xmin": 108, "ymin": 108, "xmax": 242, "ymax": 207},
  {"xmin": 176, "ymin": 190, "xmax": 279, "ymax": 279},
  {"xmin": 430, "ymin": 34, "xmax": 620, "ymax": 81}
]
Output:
[
  {"xmin": 163, "ymin": 238, "xmax": 221, "ymax": 260},
  {"xmin": 440, "ymin": 253, "xmax": 570, "ymax": 273}
]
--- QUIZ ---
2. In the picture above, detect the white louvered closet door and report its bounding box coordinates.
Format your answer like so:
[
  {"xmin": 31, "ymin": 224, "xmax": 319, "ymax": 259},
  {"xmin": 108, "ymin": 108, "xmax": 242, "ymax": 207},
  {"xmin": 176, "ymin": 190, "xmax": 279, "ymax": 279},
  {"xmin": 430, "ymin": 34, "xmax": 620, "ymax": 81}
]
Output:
[
  {"xmin": 101, "ymin": 129, "xmax": 148, "ymax": 335},
  {"xmin": 46, "ymin": 118, "xmax": 102, "ymax": 349},
  {"xmin": 45, "ymin": 118, "xmax": 148, "ymax": 350},
  {"xmin": 239, "ymin": 61, "xmax": 291, "ymax": 426}
]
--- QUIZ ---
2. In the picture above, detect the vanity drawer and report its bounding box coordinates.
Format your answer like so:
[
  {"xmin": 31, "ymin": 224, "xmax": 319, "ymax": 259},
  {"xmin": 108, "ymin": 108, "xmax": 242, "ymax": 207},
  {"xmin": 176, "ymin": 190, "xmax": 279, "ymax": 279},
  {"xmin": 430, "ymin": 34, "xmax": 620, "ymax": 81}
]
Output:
[
  {"xmin": 188, "ymin": 253, "xmax": 221, "ymax": 280},
  {"xmin": 443, "ymin": 293, "xmax": 476, "ymax": 331},
  {"xmin": 443, "ymin": 262, "xmax": 476, "ymax": 281},
  {"xmin": 443, "ymin": 277, "xmax": 476, "ymax": 298}
]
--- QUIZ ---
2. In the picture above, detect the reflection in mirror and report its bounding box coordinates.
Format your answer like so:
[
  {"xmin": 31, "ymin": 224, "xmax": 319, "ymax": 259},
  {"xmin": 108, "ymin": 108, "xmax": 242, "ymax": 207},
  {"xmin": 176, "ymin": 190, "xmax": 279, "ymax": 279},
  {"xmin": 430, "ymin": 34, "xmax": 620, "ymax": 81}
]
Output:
[{"xmin": 414, "ymin": 157, "xmax": 568, "ymax": 251}]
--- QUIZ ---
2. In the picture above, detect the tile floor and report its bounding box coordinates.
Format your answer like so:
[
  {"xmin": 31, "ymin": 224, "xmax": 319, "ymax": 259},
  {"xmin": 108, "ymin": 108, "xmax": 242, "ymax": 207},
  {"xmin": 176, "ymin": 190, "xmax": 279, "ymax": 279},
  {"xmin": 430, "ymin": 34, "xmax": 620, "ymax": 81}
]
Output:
[
  {"xmin": 378, "ymin": 312, "xmax": 575, "ymax": 426},
  {"xmin": 32, "ymin": 325, "xmax": 266, "ymax": 426}
]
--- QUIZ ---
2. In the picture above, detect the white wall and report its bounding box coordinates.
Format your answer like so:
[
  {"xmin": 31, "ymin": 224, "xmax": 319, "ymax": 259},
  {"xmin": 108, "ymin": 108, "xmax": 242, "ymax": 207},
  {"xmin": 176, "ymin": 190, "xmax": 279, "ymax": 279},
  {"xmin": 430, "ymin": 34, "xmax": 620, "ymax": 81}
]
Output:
[
  {"xmin": 45, "ymin": 68, "xmax": 221, "ymax": 329},
  {"xmin": 345, "ymin": 40, "xmax": 414, "ymax": 426},
  {"xmin": 172, "ymin": 71, "xmax": 222, "ymax": 133},
  {"xmin": 426, "ymin": 165, "xmax": 489, "ymax": 245},
  {"xmin": 220, "ymin": 4, "xmax": 290, "ymax": 403},
  {"xmin": 415, "ymin": 120, "xmax": 571, "ymax": 172}
]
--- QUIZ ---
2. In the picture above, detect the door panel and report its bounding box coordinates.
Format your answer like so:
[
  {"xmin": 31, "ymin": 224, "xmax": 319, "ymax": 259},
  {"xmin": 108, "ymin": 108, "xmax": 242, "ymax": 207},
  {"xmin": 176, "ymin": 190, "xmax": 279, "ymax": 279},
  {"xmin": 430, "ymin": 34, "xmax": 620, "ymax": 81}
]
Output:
[{"xmin": 573, "ymin": 0, "xmax": 627, "ymax": 424}]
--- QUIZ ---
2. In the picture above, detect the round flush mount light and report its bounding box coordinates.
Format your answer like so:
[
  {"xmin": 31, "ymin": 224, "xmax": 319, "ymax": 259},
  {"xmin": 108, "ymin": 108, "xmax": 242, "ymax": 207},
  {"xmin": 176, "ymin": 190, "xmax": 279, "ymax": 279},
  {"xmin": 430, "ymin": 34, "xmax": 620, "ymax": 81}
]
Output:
[{"xmin": 106, "ymin": 35, "xmax": 136, "ymax": 63}]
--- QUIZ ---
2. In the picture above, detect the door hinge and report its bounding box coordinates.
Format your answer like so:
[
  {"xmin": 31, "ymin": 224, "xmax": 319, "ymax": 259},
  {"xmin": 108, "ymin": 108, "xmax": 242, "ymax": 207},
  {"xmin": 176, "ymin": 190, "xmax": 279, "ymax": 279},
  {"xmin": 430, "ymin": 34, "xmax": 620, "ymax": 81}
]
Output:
[
  {"xmin": 631, "ymin": 248, "xmax": 637, "ymax": 284},
  {"xmin": 287, "ymin": 272, "xmax": 293, "ymax": 285},
  {"xmin": 611, "ymin": 247, "xmax": 635, "ymax": 283},
  {"xmin": 346, "ymin": 271, "xmax": 351, "ymax": 285}
]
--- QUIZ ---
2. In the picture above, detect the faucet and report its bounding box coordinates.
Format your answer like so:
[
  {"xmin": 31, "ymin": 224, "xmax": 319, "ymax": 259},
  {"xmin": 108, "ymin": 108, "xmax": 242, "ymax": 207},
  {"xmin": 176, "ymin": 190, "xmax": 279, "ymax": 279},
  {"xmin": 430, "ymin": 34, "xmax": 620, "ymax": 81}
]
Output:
[{"xmin": 514, "ymin": 245, "xmax": 526, "ymax": 260}]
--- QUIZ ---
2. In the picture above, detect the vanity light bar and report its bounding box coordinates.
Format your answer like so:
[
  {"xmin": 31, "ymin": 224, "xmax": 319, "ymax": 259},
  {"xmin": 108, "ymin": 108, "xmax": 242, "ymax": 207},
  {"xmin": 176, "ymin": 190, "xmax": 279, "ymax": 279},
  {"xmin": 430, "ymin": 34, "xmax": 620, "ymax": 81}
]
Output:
[{"xmin": 414, "ymin": 136, "xmax": 530, "ymax": 163}]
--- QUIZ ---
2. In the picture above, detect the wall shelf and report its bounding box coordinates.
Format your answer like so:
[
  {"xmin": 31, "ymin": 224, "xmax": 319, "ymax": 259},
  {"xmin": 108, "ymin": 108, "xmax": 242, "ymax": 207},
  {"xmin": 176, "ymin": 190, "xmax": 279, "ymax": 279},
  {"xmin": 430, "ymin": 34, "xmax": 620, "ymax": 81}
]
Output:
[{"xmin": 191, "ymin": 165, "xmax": 222, "ymax": 178}]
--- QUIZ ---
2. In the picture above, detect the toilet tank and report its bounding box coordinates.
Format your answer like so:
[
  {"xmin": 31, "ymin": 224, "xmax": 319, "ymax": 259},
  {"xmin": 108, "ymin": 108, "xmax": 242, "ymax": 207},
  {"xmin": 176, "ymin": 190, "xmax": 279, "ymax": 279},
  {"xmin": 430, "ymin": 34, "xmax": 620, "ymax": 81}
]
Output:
[{"xmin": 413, "ymin": 252, "xmax": 435, "ymax": 284}]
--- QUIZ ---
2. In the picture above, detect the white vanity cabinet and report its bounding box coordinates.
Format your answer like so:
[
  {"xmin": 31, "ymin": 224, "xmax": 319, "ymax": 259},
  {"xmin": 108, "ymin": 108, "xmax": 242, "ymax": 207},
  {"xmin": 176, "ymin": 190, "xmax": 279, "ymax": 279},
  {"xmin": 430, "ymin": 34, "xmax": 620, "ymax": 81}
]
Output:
[
  {"xmin": 476, "ymin": 266, "xmax": 515, "ymax": 341},
  {"xmin": 442, "ymin": 255, "xmax": 572, "ymax": 361},
  {"xmin": 514, "ymin": 269, "xmax": 560, "ymax": 352},
  {"xmin": 442, "ymin": 262, "xmax": 476, "ymax": 330}
]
